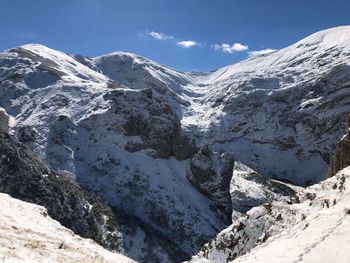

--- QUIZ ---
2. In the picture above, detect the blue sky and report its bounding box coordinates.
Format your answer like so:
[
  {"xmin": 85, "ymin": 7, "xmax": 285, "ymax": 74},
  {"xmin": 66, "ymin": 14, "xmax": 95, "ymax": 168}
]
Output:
[{"xmin": 1, "ymin": 0, "xmax": 350, "ymax": 72}]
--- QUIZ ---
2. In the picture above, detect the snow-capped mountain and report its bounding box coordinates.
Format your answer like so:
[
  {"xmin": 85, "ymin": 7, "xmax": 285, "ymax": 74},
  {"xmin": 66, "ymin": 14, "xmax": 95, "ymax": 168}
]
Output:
[{"xmin": 0, "ymin": 25, "xmax": 350, "ymax": 262}]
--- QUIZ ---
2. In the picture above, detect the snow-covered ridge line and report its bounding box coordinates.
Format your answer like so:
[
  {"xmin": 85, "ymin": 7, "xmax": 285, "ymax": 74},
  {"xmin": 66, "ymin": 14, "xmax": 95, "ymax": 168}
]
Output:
[{"xmin": 12, "ymin": 44, "xmax": 108, "ymax": 83}]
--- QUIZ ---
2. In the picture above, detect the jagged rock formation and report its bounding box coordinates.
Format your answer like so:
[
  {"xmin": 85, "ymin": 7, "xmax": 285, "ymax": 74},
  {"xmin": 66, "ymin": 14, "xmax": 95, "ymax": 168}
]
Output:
[
  {"xmin": 187, "ymin": 145, "xmax": 234, "ymax": 224},
  {"xmin": 0, "ymin": 107, "xmax": 9, "ymax": 133},
  {"xmin": 104, "ymin": 88, "xmax": 197, "ymax": 160},
  {"xmin": 328, "ymin": 113, "xmax": 350, "ymax": 177}
]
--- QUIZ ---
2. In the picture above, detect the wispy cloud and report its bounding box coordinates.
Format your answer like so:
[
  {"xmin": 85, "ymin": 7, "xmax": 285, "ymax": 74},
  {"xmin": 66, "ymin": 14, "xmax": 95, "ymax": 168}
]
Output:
[
  {"xmin": 176, "ymin": 40, "xmax": 199, "ymax": 48},
  {"xmin": 148, "ymin": 31, "xmax": 174, "ymax": 41},
  {"xmin": 212, "ymin": 43, "xmax": 249, "ymax": 53},
  {"xmin": 248, "ymin": 48, "xmax": 276, "ymax": 57}
]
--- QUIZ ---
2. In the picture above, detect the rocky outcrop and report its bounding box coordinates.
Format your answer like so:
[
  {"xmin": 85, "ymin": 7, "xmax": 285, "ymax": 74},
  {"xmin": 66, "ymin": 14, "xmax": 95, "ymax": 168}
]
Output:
[
  {"xmin": 0, "ymin": 108, "xmax": 9, "ymax": 133},
  {"xmin": 328, "ymin": 113, "xmax": 350, "ymax": 177},
  {"xmin": 104, "ymin": 88, "xmax": 197, "ymax": 160},
  {"xmin": 187, "ymin": 145, "xmax": 234, "ymax": 224}
]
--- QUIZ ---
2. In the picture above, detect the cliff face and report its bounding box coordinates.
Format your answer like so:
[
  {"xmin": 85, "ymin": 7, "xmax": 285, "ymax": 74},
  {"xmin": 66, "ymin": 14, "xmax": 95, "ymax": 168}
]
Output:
[{"xmin": 328, "ymin": 113, "xmax": 350, "ymax": 177}]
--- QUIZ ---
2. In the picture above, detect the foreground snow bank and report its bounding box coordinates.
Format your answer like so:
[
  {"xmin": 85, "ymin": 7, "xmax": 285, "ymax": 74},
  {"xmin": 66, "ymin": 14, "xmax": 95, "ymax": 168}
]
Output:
[
  {"xmin": 0, "ymin": 193, "xmax": 135, "ymax": 263},
  {"xmin": 235, "ymin": 166, "xmax": 350, "ymax": 263}
]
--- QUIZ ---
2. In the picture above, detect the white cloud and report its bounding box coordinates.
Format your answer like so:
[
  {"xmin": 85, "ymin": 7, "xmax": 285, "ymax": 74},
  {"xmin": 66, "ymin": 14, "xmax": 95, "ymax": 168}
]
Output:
[
  {"xmin": 176, "ymin": 40, "xmax": 199, "ymax": 48},
  {"xmin": 248, "ymin": 48, "xmax": 277, "ymax": 57},
  {"xmin": 144, "ymin": 32, "xmax": 200, "ymax": 49},
  {"xmin": 212, "ymin": 43, "xmax": 249, "ymax": 53},
  {"xmin": 148, "ymin": 31, "xmax": 173, "ymax": 41}
]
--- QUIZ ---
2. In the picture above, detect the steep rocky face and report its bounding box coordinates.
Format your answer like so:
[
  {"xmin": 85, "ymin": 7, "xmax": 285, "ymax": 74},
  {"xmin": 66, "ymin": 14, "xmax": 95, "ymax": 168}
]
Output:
[
  {"xmin": 104, "ymin": 88, "xmax": 197, "ymax": 160},
  {"xmin": 187, "ymin": 145, "xmax": 234, "ymax": 224},
  {"xmin": 328, "ymin": 113, "xmax": 350, "ymax": 177},
  {"xmin": 0, "ymin": 108, "xmax": 9, "ymax": 133}
]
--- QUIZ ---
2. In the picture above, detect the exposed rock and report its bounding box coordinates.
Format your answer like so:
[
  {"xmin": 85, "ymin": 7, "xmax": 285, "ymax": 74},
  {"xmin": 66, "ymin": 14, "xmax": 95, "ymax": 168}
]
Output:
[
  {"xmin": 187, "ymin": 145, "xmax": 234, "ymax": 224},
  {"xmin": 171, "ymin": 132, "xmax": 198, "ymax": 160},
  {"xmin": 16, "ymin": 125, "xmax": 37, "ymax": 144},
  {"xmin": 328, "ymin": 113, "xmax": 350, "ymax": 177},
  {"xmin": 105, "ymin": 88, "xmax": 197, "ymax": 160},
  {"xmin": 0, "ymin": 108, "xmax": 9, "ymax": 133}
]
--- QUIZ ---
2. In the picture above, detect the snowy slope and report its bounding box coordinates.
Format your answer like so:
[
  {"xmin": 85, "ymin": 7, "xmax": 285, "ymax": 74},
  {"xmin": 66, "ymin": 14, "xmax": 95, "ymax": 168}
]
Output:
[
  {"xmin": 188, "ymin": 166, "xmax": 350, "ymax": 263},
  {"xmin": 230, "ymin": 162, "xmax": 300, "ymax": 219},
  {"xmin": 0, "ymin": 193, "xmax": 135, "ymax": 263}
]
